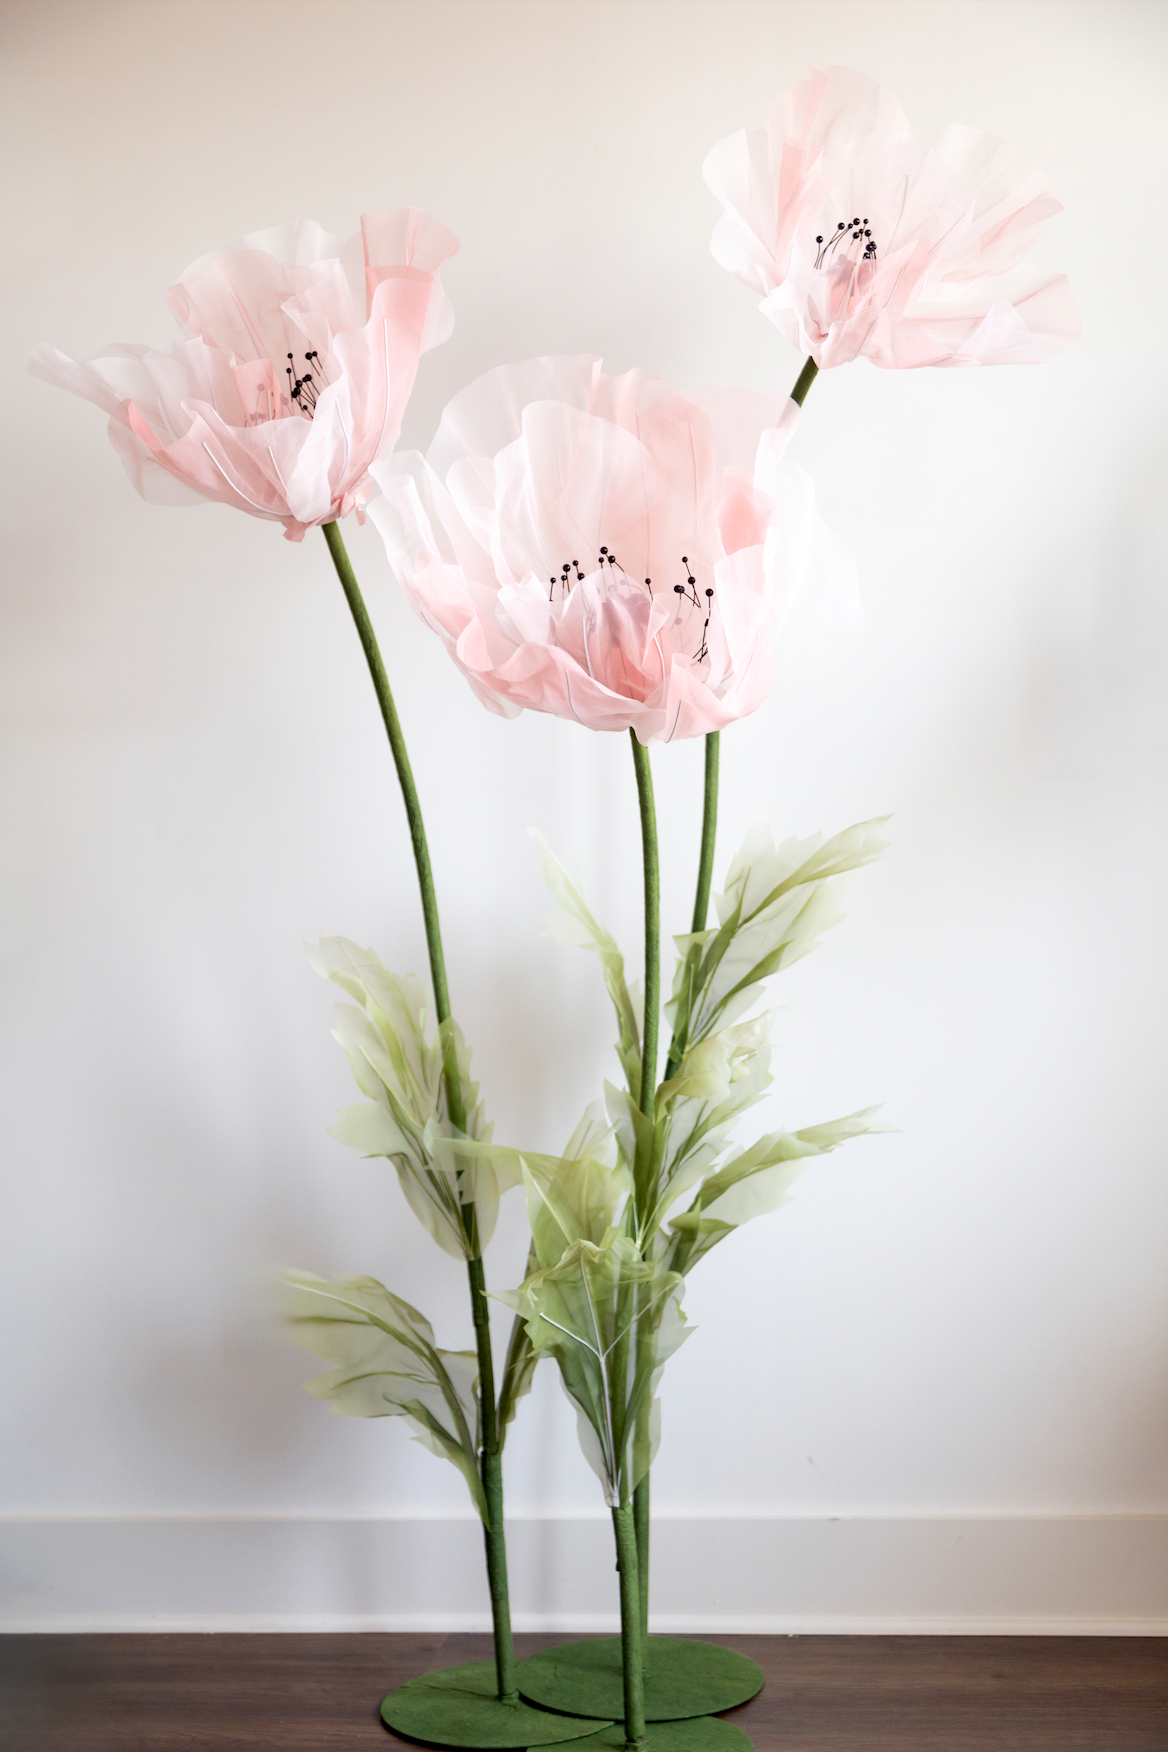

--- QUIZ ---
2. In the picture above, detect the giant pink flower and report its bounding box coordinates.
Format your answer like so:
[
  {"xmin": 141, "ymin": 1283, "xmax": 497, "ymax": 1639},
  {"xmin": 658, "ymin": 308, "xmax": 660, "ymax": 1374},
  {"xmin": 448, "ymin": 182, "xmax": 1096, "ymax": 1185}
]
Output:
[
  {"xmin": 368, "ymin": 356, "xmax": 858, "ymax": 742},
  {"xmin": 704, "ymin": 66, "xmax": 1080, "ymax": 370},
  {"xmin": 30, "ymin": 210, "xmax": 458, "ymax": 540}
]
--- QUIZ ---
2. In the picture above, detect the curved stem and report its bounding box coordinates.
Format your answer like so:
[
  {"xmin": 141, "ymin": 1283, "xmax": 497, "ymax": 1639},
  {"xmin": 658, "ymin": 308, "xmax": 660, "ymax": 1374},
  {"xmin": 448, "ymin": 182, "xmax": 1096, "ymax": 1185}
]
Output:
[
  {"xmin": 322, "ymin": 522, "xmax": 519, "ymax": 1700},
  {"xmin": 790, "ymin": 355, "xmax": 819, "ymax": 407},
  {"xmin": 629, "ymin": 732, "xmax": 660, "ymax": 1125},
  {"xmin": 662, "ymin": 731, "xmax": 720, "ymax": 1085},
  {"xmin": 690, "ymin": 730, "xmax": 720, "ymax": 936},
  {"xmin": 633, "ymin": 366, "xmax": 819, "ymax": 1664},
  {"xmin": 629, "ymin": 732, "xmax": 660, "ymax": 1659},
  {"xmin": 322, "ymin": 521, "xmax": 464, "ymax": 1132}
]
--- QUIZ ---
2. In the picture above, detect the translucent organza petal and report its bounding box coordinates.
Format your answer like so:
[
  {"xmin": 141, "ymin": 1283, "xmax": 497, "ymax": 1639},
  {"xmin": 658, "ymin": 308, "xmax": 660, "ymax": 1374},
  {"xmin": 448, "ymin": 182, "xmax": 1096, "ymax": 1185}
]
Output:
[
  {"xmin": 31, "ymin": 209, "xmax": 457, "ymax": 535},
  {"xmin": 370, "ymin": 356, "xmax": 857, "ymax": 739},
  {"xmin": 705, "ymin": 63, "xmax": 1079, "ymax": 370}
]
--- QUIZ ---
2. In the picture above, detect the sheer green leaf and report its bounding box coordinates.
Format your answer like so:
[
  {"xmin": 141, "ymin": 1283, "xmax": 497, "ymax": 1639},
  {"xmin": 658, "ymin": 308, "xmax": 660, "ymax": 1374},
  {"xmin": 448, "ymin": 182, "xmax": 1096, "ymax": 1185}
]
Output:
[
  {"xmin": 642, "ymin": 1015, "xmax": 775, "ymax": 1239},
  {"xmin": 312, "ymin": 936, "xmax": 513, "ymax": 1260},
  {"xmin": 603, "ymin": 1079, "xmax": 657, "ymax": 1219},
  {"xmin": 512, "ymin": 1238, "xmax": 687, "ymax": 1504},
  {"xmin": 520, "ymin": 1102, "xmax": 629, "ymax": 1270},
  {"xmin": 497, "ymin": 1247, "xmax": 540, "ymax": 1445},
  {"xmin": 664, "ymin": 818, "xmax": 890, "ymax": 1062},
  {"xmin": 279, "ymin": 1270, "xmax": 487, "ymax": 1520},
  {"xmin": 530, "ymin": 832, "xmax": 642, "ymax": 1103},
  {"xmin": 664, "ymin": 1107, "xmax": 890, "ymax": 1274}
]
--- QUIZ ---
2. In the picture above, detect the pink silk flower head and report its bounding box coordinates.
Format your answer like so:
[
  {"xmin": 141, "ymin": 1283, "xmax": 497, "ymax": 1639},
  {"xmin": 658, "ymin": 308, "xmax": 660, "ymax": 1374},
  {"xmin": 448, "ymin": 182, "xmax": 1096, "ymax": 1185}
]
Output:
[
  {"xmin": 368, "ymin": 355, "xmax": 860, "ymax": 743},
  {"xmin": 30, "ymin": 210, "xmax": 459, "ymax": 541},
  {"xmin": 703, "ymin": 65, "xmax": 1080, "ymax": 370}
]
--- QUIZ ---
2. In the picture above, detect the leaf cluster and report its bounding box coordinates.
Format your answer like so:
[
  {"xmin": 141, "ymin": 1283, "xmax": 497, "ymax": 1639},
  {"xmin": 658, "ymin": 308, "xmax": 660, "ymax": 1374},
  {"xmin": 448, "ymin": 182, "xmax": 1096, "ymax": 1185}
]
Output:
[{"xmin": 503, "ymin": 817, "xmax": 891, "ymax": 1501}]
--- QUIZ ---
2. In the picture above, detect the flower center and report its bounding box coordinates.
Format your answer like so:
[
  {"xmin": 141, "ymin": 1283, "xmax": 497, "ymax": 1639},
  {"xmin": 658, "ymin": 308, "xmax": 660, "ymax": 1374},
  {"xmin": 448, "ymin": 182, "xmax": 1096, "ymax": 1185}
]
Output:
[
  {"xmin": 547, "ymin": 550, "xmax": 715, "ymax": 663},
  {"xmin": 814, "ymin": 218, "xmax": 877, "ymax": 269},
  {"xmin": 286, "ymin": 350, "xmax": 326, "ymax": 418},
  {"xmin": 673, "ymin": 556, "xmax": 714, "ymax": 663}
]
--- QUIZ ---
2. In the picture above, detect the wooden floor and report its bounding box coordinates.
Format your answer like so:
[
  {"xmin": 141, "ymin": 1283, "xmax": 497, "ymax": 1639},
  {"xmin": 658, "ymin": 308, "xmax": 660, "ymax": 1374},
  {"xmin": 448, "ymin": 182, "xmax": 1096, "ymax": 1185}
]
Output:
[{"xmin": 3, "ymin": 1632, "xmax": 1167, "ymax": 1751}]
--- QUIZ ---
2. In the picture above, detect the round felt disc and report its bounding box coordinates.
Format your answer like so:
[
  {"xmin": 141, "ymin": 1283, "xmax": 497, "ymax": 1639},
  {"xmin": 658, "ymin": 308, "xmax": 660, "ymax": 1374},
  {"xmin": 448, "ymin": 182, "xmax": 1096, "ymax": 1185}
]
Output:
[
  {"xmin": 516, "ymin": 1638, "xmax": 764, "ymax": 1723},
  {"xmin": 380, "ymin": 1660, "xmax": 614, "ymax": 1748},
  {"xmin": 579, "ymin": 1716, "xmax": 754, "ymax": 1752}
]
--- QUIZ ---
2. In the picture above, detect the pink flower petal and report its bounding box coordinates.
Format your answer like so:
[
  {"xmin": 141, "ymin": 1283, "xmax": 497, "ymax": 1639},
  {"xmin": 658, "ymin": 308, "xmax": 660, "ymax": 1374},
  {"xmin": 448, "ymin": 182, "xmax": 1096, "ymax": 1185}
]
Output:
[{"xmin": 370, "ymin": 357, "xmax": 858, "ymax": 740}]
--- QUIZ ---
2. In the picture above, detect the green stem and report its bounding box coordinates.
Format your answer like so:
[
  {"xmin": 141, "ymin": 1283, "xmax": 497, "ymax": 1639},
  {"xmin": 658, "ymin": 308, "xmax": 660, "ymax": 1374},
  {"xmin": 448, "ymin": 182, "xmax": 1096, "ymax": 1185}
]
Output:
[
  {"xmin": 612, "ymin": 1502, "xmax": 646, "ymax": 1748},
  {"xmin": 322, "ymin": 522, "xmax": 518, "ymax": 1700},
  {"xmin": 628, "ymin": 732, "xmax": 660, "ymax": 1658},
  {"xmin": 690, "ymin": 731, "xmax": 720, "ymax": 936},
  {"xmin": 790, "ymin": 355, "xmax": 819, "ymax": 407},
  {"xmin": 662, "ymin": 731, "xmax": 720, "ymax": 1084},
  {"xmin": 629, "ymin": 732, "xmax": 660, "ymax": 1125},
  {"xmin": 633, "ymin": 1464, "xmax": 650, "ymax": 1652},
  {"xmin": 321, "ymin": 521, "xmax": 464, "ymax": 1132},
  {"xmin": 633, "ymin": 365, "xmax": 818, "ymax": 1679},
  {"xmin": 470, "ymin": 1253, "xmax": 518, "ymax": 1702}
]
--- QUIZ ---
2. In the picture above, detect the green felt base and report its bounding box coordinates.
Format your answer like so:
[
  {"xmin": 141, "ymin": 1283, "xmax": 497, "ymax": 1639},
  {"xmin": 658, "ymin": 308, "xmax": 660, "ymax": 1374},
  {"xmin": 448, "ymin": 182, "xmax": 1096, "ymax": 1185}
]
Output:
[
  {"xmin": 581, "ymin": 1717, "xmax": 753, "ymax": 1752},
  {"xmin": 515, "ymin": 1638, "xmax": 764, "ymax": 1723},
  {"xmin": 380, "ymin": 1660, "xmax": 614, "ymax": 1748}
]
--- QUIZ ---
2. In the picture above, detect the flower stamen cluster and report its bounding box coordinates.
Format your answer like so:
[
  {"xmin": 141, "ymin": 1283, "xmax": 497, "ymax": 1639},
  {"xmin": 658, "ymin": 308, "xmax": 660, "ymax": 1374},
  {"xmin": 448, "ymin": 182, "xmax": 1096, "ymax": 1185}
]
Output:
[{"xmin": 813, "ymin": 217, "xmax": 877, "ymax": 268}]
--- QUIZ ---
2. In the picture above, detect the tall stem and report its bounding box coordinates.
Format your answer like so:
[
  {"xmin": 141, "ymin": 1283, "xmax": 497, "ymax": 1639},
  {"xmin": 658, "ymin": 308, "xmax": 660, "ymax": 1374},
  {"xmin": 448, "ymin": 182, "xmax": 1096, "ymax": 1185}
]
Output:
[
  {"xmin": 471, "ymin": 1253, "xmax": 518, "ymax": 1701},
  {"xmin": 612, "ymin": 1502, "xmax": 646, "ymax": 1749},
  {"xmin": 632, "ymin": 363, "xmax": 816, "ymax": 1661},
  {"xmin": 632, "ymin": 1440, "xmax": 651, "ymax": 1652},
  {"xmin": 690, "ymin": 731, "xmax": 720, "ymax": 936},
  {"xmin": 662, "ymin": 731, "xmax": 720, "ymax": 1085},
  {"xmin": 322, "ymin": 522, "xmax": 516, "ymax": 1701},
  {"xmin": 790, "ymin": 354, "xmax": 819, "ymax": 407},
  {"xmin": 629, "ymin": 732, "xmax": 660, "ymax": 1125},
  {"xmin": 629, "ymin": 730, "xmax": 660, "ymax": 1657},
  {"xmin": 322, "ymin": 521, "xmax": 464, "ymax": 1130}
]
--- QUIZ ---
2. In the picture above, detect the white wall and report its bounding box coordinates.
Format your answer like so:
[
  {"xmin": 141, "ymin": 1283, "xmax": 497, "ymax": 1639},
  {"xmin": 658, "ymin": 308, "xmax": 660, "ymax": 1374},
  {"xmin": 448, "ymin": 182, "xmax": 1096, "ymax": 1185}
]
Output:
[{"xmin": 3, "ymin": 0, "xmax": 1167, "ymax": 1631}]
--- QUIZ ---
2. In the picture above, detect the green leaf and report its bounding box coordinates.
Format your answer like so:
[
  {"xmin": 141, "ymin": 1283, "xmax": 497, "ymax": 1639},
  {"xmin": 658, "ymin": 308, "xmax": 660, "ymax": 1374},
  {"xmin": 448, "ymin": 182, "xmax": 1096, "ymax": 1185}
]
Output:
[
  {"xmin": 665, "ymin": 1107, "xmax": 890, "ymax": 1274},
  {"xmin": 312, "ymin": 936, "xmax": 512, "ymax": 1260},
  {"xmin": 664, "ymin": 818, "xmax": 890, "ymax": 1062},
  {"xmin": 496, "ymin": 1248, "xmax": 540, "ymax": 1444},
  {"xmin": 530, "ymin": 832, "xmax": 642, "ymax": 1104},
  {"xmin": 279, "ymin": 1270, "xmax": 488, "ymax": 1520},
  {"xmin": 642, "ymin": 1015, "xmax": 775, "ymax": 1239},
  {"xmin": 512, "ymin": 1237, "xmax": 688, "ymax": 1504},
  {"xmin": 518, "ymin": 1101, "xmax": 629, "ymax": 1270}
]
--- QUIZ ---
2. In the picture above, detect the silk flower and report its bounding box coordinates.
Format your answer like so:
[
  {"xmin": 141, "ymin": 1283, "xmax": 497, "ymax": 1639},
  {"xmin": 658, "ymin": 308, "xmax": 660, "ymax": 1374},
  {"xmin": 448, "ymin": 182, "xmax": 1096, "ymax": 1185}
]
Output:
[{"xmin": 369, "ymin": 355, "xmax": 859, "ymax": 743}]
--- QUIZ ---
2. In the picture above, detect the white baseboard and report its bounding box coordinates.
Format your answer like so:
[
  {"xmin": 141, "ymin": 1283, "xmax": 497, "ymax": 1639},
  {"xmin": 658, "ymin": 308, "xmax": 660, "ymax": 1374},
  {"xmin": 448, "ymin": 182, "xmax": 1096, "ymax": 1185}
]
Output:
[{"xmin": 3, "ymin": 1513, "xmax": 1167, "ymax": 1634}]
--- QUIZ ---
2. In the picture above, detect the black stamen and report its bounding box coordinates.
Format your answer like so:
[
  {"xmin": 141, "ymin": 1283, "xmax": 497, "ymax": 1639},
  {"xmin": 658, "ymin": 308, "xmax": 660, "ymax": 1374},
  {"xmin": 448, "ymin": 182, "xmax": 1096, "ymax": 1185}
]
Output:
[{"xmin": 815, "ymin": 215, "xmax": 877, "ymax": 269}]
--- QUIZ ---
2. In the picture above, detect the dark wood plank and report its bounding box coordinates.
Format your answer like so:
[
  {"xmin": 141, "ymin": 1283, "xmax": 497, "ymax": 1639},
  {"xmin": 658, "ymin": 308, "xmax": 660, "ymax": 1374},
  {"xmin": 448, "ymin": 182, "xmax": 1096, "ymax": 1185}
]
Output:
[{"xmin": 2, "ymin": 1632, "xmax": 1166, "ymax": 1751}]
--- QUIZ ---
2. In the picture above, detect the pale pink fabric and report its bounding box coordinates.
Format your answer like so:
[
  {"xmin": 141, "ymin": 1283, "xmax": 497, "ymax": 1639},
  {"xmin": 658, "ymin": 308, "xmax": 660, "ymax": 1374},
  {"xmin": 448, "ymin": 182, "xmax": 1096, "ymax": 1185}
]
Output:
[
  {"xmin": 30, "ymin": 212, "xmax": 458, "ymax": 540},
  {"xmin": 368, "ymin": 357, "xmax": 859, "ymax": 743},
  {"xmin": 704, "ymin": 66, "xmax": 1080, "ymax": 369}
]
